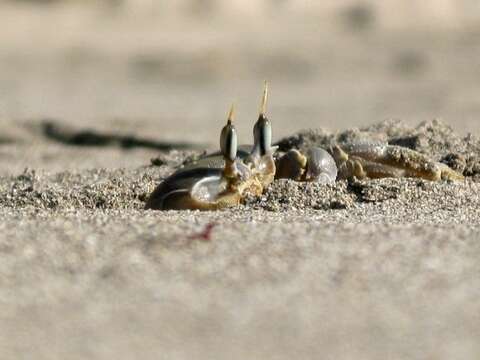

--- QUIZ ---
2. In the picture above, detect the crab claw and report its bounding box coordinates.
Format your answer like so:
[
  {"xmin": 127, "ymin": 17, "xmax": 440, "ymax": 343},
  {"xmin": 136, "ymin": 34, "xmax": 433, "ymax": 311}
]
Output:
[
  {"xmin": 304, "ymin": 148, "xmax": 338, "ymax": 183},
  {"xmin": 275, "ymin": 149, "xmax": 307, "ymax": 181},
  {"xmin": 275, "ymin": 148, "xmax": 337, "ymax": 184}
]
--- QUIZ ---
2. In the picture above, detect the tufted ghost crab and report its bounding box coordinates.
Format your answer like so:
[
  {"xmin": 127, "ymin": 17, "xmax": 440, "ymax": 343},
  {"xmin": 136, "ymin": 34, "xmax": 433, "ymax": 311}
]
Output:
[{"xmin": 145, "ymin": 84, "xmax": 463, "ymax": 210}]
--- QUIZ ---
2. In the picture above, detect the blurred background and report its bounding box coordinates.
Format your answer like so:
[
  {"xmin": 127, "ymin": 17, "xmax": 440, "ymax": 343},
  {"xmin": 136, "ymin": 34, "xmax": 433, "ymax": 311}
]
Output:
[{"xmin": 1, "ymin": 0, "xmax": 480, "ymax": 153}]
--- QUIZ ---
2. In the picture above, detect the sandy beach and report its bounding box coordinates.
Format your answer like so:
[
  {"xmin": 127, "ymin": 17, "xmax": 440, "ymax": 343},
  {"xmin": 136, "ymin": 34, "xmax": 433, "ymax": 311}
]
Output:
[
  {"xmin": 1, "ymin": 2, "xmax": 480, "ymax": 359},
  {"xmin": 2, "ymin": 119, "xmax": 480, "ymax": 360}
]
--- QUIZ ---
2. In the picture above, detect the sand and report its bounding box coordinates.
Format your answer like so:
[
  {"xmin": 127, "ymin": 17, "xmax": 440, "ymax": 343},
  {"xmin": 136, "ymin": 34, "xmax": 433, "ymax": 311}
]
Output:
[
  {"xmin": 1, "ymin": 119, "xmax": 480, "ymax": 360},
  {"xmin": 2, "ymin": 2, "xmax": 480, "ymax": 359}
]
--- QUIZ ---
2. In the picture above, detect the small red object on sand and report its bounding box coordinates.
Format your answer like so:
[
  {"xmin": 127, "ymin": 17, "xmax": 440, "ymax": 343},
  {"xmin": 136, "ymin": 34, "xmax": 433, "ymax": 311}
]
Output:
[{"xmin": 188, "ymin": 222, "xmax": 216, "ymax": 241}]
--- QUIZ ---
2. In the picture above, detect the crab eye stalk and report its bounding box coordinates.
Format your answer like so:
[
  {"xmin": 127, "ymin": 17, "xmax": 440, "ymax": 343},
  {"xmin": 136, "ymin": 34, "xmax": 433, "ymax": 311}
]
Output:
[
  {"xmin": 253, "ymin": 115, "xmax": 272, "ymax": 156},
  {"xmin": 253, "ymin": 81, "xmax": 273, "ymax": 156},
  {"xmin": 220, "ymin": 104, "xmax": 238, "ymax": 162}
]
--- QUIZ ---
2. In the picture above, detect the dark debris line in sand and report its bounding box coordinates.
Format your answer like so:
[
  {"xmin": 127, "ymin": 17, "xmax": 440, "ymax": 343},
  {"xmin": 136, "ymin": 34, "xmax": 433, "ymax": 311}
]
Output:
[
  {"xmin": 40, "ymin": 120, "xmax": 204, "ymax": 150},
  {"xmin": 0, "ymin": 119, "xmax": 479, "ymax": 221}
]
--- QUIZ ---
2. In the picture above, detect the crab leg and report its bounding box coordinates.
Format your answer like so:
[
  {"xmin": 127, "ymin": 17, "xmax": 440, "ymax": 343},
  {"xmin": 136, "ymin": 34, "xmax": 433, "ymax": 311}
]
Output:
[{"xmin": 331, "ymin": 142, "xmax": 442, "ymax": 181}]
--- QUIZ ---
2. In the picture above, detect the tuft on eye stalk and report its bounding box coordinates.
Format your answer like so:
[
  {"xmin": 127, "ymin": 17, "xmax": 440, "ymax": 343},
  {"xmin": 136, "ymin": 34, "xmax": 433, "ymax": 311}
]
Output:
[
  {"xmin": 220, "ymin": 104, "xmax": 239, "ymax": 178},
  {"xmin": 259, "ymin": 80, "xmax": 268, "ymax": 117},
  {"xmin": 252, "ymin": 81, "xmax": 276, "ymax": 157}
]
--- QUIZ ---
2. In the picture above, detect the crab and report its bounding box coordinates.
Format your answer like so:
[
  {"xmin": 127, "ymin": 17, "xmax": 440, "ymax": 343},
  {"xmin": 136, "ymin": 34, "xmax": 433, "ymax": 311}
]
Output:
[{"xmin": 145, "ymin": 84, "xmax": 463, "ymax": 210}]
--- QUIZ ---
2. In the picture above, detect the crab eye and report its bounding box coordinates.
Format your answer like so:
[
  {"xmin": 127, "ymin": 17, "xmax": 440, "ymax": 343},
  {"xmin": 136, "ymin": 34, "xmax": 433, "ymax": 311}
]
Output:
[
  {"xmin": 220, "ymin": 105, "xmax": 237, "ymax": 162},
  {"xmin": 253, "ymin": 114, "xmax": 272, "ymax": 156}
]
